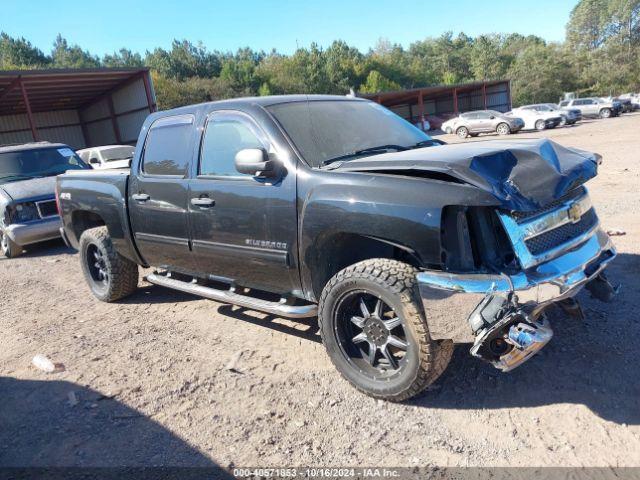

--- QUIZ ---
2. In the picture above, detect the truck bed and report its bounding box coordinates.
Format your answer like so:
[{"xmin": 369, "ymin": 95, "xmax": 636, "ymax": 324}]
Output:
[{"xmin": 57, "ymin": 169, "xmax": 143, "ymax": 265}]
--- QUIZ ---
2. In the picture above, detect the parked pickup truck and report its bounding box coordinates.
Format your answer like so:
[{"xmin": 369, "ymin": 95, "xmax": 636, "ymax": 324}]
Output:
[{"xmin": 57, "ymin": 95, "xmax": 617, "ymax": 401}]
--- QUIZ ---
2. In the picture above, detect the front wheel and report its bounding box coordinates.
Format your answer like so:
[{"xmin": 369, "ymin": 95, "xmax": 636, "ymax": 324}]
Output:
[
  {"xmin": 559, "ymin": 115, "xmax": 567, "ymax": 126},
  {"xmin": 496, "ymin": 123, "xmax": 511, "ymax": 135},
  {"xmin": 600, "ymin": 108, "xmax": 612, "ymax": 119},
  {"xmin": 0, "ymin": 230, "xmax": 22, "ymax": 258},
  {"xmin": 319, "ymin": 259, "xmax": 453, "ymax": 401},
  {"xmin": 79, "ymin": 226, "xmax": 138, "ymax": 302},
  {"xmin": 535, "ymin": 119, "xmax": 546, "ymax": 131},
  {"xmin": 456, "ymin": 126, "xmax": 469, "ymax": 139}
]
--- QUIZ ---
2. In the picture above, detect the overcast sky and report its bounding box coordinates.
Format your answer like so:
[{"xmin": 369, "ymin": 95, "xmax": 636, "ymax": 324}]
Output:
[{"xmin": 4, "ymin": 0, "xmax": 576, "ymax": 56}]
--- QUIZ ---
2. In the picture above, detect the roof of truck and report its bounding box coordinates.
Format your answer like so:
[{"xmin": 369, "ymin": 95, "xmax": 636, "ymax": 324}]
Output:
[
  {"xmin": 0, "ymin": 141, "xmax": 70, "ymax": 154},
  {"xmin": 155, "ymin": 94, "xmax": 368, "ymax": 118}
]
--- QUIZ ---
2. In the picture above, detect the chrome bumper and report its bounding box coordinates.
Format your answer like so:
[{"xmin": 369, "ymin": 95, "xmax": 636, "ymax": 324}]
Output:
[
  {"xmin": 4, "ymin": 217, "xmax": 62, "ymax": 247},
  {"xmin": 417, "ymin": 227, "xmax": 616, "ymax": 343}
]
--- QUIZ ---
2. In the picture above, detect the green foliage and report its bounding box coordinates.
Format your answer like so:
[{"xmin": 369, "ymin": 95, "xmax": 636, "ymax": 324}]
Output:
[
  {"xmin": 1, "ymin": 1, "xmax": 639, "ymax": 109},
  {"xmin": 51, "ymin": 34, "xmax": 100, "ymax": 68},
  {"xmin": 0, "ymin": 33, "xmax": 50, "ymax": 69},
  {"xmin": 360, "ymin": 70, "xmax": 401, "ymax": 93}
]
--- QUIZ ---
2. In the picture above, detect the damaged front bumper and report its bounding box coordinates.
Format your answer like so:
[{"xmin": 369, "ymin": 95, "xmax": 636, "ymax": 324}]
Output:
[{"xmin": 417, "ymin": 227, "xmax": 616, "ymax": 370}]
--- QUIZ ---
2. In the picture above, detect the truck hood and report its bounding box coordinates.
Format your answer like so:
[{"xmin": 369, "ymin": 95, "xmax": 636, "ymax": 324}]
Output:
[
  {"xmin": 333, "ymin": 138, "xmax": 599, "ymax": 211},
  {"xmin": 0, "ymin": 176, "xmax": 57, "ymax": 202}
]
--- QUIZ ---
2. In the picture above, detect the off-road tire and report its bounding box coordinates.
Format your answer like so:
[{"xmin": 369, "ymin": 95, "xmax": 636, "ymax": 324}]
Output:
[
  {"xmin": 0, "ymin": 230, "xmax": 22, "ymax": 258},
  {"xmin": 496, "ymin": 122, "xmax": 511, "ymax": 135},
  {"xmin": 456, "ymin": 126, "xmax": 469, "ymax": 139},
  {"xmin": 318, "ymin": 259, "xmax": 453, "ymax": 402},
  {"xmin": 599, "ymin": 108, "xmax": 612, "ymax": 119},
  {"xmin": 79, "ymin": 226, "xmax": 138, "ymax": 302},
  {"xmin": 535, "ymin": 119, "xmax": 546, "ymax": 131}
]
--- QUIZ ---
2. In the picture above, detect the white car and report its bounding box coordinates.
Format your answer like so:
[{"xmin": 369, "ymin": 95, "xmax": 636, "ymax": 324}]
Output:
[
  {"xmin": 76, "ymin": 145, "xmax": 135, "ymax": 170},
  {"xmin": 508, "ymin": 107, "xmax": 563, "ymax": 131}
]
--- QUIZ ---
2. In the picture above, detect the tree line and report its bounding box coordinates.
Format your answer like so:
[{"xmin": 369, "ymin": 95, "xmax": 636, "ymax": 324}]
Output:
[{"xmin": 1, "ymin": 0, "xmax": 639, "ymax": 110}]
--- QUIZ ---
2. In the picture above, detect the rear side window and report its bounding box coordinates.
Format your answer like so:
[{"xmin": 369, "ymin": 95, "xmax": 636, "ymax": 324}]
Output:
[
  {"xmin": 199, "ymin": 113, "xmax": 267, "ymax": 177},
  {"xmin": 142, "ymin": 115, "xmax": 194, "ymax": 176}
]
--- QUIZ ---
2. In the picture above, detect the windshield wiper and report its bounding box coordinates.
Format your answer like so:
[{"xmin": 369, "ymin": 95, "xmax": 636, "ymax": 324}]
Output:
[
  {"xmin": 0, "ymin": 174, "xmax": 42, "ymax": 182},
  {"xmin": 410, "ymin": 139, "xmax": 446, "ymax": 148},
  {"xmin": 321, "ymin": 144, "xmax": 408, "ymax": 167}
]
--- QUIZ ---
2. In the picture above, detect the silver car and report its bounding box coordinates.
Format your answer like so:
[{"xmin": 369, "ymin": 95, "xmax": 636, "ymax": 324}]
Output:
[
  {"xmin": 442, "ymin": 110, "xmax": 524, "ymax": 138},
  {"xmin": 559, "ymin": 98, "xmax": 621, "ymax": 118}
]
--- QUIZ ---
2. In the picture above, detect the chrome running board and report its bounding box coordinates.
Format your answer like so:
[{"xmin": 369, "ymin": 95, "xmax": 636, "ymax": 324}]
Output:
[{"xmin": 146, "ymin": 272, "xmax": 318, "ymax": 319}]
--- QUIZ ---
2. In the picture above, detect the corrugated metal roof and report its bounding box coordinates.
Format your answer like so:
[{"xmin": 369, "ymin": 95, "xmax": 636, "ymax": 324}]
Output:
[
  {"xmin": 359, "ymin": 80, "xmax": 510, "ymax": 106},
  {"xmin": 0, "ymin": 68, "xmax": 150, "ymax": 116}
]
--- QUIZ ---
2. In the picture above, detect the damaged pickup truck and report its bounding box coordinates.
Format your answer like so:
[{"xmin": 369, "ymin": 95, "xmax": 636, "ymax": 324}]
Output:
[{"xmin": 56, "ymin": 95, "xmax": 617, "ymax": 401}]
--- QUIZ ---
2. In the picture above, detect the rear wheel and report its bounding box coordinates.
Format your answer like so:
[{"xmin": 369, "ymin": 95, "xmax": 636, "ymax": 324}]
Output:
[
  {"xmin": 0, "ymin": 230, "xmax": 22, "ymax": 258},
  {"xmin": 456, "ymin": 126, "xmax": 469, "ymax": 139},
  {"xmin": 535, "ymin": 119, "xmax": 546, "ymax": 131},
  {"xmin": 79, "ymin": 226, "xmax": 138, "ymax": 302},
  {"xmin": 319, "ymin": 259, "xmax": 453, "ymax": 401},
  {"xmin": 600, "ymin": 108, "xmax": 612, "ymax": 119},
  {"xmin": 496, "ymin": 123, "xmax": 511, "ymax": 135}
]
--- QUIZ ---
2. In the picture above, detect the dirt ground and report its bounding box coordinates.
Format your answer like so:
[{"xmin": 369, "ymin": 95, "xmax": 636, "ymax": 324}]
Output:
[{"xmin": 1, "ymin": 113, "xmax": 639, "ymax": 471}]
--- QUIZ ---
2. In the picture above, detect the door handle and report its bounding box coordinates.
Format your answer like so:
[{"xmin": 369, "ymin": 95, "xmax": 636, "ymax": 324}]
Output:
[
  {"xmin": 191, "ymin": 197, "xmax": 215, "ymax": 207},
  {"xmin": 132, "ymin": 193, "xmax": 150, "ymax": 202}
]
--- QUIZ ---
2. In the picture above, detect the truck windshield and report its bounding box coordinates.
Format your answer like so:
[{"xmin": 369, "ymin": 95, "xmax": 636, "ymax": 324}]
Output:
[
  {"xmin": 0, "ymin": 147, "xmax": 88, "ymax": 183},
  {"xmin": 266, "ymin": 100, "xmax": 432, "ymax": 168}
]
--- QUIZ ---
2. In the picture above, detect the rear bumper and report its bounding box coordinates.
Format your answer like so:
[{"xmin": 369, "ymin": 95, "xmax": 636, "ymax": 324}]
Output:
[
  {"xmin": 4, "ymin": 217, "xmax": 61, "ymax": 246},
  {"xmin": 417, "ymin": 227, "xmax": 616, "ymax": 343}
]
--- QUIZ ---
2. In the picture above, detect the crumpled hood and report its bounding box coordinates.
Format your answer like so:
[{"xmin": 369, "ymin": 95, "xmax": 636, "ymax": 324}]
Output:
[
  {"xmin": 334, "ymin": 138, "xmax": 599, "ymax": 211},
  {"xmin": 0, "ymin": 176, "xmax": 57, "ymax": 202}
]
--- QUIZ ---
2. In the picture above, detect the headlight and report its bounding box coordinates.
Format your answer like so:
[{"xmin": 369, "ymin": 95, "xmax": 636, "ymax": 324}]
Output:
[{"xmin": 11, "ymin": 202, "xmax": 40, "ymax": 223}]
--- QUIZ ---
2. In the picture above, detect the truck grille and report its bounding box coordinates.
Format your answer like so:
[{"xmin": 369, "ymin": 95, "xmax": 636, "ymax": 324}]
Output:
[
  {"xmin": 511, "ymin": 188, "xmax": 584, "ymax": 223},
  {"xmin": 498, "ymin": 188, "xmax": 600, "ymax": 268},
  {"xmin": 36, "ymin": 199, "xmax": 58, "ymax": 218},
  {"xmin": 525, "ymin": 208, "xmax": 598, "ymax": 255}
]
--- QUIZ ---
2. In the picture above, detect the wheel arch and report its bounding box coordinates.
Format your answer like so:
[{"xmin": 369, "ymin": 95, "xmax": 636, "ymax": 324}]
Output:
[
  {"xmin": 70, "ymin": 209, "xmax": 145, "ymax": 266},
  {"xmin": 305, "ymin": 232, "xmax": 423, "ymax": 302}
]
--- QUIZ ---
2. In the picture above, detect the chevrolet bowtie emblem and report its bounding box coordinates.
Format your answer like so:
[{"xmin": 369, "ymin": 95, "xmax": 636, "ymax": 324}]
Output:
[{"xmin": 568, "ymin": 203, "xmax": 582, "ymax": 223}]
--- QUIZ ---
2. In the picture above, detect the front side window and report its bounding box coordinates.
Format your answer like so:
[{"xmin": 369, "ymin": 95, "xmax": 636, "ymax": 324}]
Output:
[
  {"xmin": 199, "ymin": 114, "xmax": 267, "ymax": 177},
  {"xmin": 142, "ymin": 115, "xmax": 194, "ymax": 176}
]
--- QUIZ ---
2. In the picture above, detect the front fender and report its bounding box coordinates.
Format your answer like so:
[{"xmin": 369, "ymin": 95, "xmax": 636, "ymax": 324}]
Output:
[{"xmin": 298, "ymin": 170, "xmax": 499, "ymax": 299}]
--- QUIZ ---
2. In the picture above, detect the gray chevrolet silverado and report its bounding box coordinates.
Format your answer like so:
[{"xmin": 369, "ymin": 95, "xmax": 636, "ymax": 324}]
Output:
[
  {"xmin": 57, "ymin": 95, "xmax": 617, "ymax": 401},
  {"xmin": 0, "ymin": 142, "xmax": 89, "ymax": 257}
]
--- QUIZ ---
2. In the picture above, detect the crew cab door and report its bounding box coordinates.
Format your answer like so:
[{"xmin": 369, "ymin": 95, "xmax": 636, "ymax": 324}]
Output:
[
  {"xmin": 187, "ymin": 110, "xmax": 298, "ymax": 294},
  {"xmin": 128, "ymin": 114, "xmax": 195, "ymax": 269}
]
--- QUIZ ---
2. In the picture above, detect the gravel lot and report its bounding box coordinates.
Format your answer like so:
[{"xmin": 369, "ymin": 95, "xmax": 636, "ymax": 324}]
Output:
[{"xmin": 1, "ymin": 113, "xmax": 639, "ymax": 470}]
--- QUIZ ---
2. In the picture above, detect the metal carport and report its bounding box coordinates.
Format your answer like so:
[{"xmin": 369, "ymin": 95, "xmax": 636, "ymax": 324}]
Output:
[
  {"xmin": 0, "ymin": 68, "xmax": 156, "ymax": 148},
  {"xmin": 360, "ymin": 80, "xmax": 512, "ymax": 130}
]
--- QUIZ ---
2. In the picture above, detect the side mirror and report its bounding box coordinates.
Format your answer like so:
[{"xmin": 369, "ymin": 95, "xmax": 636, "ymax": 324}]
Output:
[
  {"xmin": 89, "ymin": 158, "xmax": 100, "ymax": 165},
  {"xmin": 490, "ymin": 116, "xmax": 496, "ymax": 119},
  {"xmin": 234, "ymin": 148, "xmax": 279, "ymax": 178}
]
